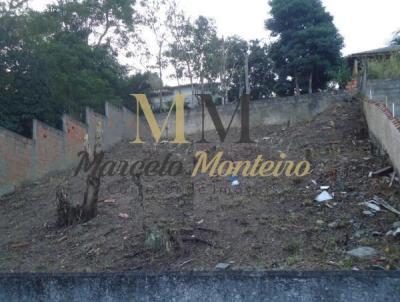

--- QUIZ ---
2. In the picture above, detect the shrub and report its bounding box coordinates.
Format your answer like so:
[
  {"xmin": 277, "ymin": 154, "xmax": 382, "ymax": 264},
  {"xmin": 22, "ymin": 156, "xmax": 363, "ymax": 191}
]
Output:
[{"xmin": 368, "ymin": 54, "xmax": 400, "ymax": 79}]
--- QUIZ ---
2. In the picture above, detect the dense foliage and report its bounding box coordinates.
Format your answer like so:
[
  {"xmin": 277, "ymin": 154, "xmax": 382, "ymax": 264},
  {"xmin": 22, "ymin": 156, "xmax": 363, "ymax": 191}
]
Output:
[
  {"xmin": 0, "ymin": 0, "xmax": 350, "ymax": 136},
  {"xmin": 0, "ymin": 0, "xmax": 144, "ymax": 136},
  {"xmin": 265, "ymin": 0, "xmax": 343, "ymax": 95}
]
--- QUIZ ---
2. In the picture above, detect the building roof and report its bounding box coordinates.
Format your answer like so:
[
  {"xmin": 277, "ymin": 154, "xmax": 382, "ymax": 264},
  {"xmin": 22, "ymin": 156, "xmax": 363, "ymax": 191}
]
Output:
[{"xmin": 347, "ymin": 45, "xmax": 400, "ymax": 59}]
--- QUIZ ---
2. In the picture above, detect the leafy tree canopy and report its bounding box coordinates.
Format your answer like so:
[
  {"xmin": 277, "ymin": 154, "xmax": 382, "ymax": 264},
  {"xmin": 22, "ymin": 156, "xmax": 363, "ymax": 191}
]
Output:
[{"xmin": 266, "ymin": 0, "xmax": 343, "ymax": 95}]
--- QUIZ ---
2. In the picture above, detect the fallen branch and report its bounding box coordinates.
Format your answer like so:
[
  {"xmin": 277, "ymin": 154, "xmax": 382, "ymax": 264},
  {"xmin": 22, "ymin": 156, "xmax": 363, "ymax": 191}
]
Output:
[
  {"xmin": 369, "ymin": 166, "xmax": 394, "ymax": 178},
  {"xmin": 371, "ymin": 196, "xmax": 400, "ymax": 216},
  {"xmin": 182, "ymin": 236, "xmax": 215, "ymax": 247}
]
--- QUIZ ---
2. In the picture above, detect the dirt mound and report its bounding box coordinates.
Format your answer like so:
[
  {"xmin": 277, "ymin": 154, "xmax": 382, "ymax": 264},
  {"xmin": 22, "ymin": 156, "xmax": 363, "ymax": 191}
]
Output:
[{"xmin": 1, "ymin": 98, "xmax": 399, "ymax": 272}]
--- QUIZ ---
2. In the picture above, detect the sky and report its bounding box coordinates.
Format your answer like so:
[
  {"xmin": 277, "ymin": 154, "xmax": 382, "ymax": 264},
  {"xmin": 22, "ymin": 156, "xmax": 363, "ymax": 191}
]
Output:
[{"xmin": 29, "ymin": 0, "xmax": 400, "ymax": 56}]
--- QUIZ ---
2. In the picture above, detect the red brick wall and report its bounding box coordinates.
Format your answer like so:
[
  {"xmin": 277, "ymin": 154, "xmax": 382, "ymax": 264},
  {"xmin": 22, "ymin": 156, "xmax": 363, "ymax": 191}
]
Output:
[
  {"xmin": 63, "ymin": 115, "xmax": 87, "ymax": 163},
  {"xmin": 33, "ymin": 120, "xmax": 65, "ymax": 176},
  {"xmin": 0, "ymin": 128, "xmax": 34, "ymax": 191}
]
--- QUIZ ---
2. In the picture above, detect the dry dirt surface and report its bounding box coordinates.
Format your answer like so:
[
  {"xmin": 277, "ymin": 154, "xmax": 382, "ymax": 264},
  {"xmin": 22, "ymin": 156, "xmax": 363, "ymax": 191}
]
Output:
[{"xmin": 1, "ymin": 98, "xmax": 400, "ymax": 272}]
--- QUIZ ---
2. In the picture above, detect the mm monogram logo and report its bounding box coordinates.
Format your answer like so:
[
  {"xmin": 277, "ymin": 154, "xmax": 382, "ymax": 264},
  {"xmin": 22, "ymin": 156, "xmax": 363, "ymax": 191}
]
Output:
[{"xmin": 131, "ymin": 94, "xmax": 253, "ymax": 144}]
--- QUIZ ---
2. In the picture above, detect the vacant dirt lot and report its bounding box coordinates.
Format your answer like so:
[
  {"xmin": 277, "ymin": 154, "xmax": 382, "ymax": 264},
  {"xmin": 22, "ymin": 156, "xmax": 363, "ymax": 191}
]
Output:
[{"xmin": 1, "ymin": 98, "xmax": 400, "ymax": 272}]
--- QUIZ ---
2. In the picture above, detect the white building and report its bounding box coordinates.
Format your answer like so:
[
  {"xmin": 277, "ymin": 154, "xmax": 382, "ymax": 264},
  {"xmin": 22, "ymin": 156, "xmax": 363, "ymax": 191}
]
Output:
[{"xmin": 148, "ymin": 84, "xmax": 222, "ymax": 110}]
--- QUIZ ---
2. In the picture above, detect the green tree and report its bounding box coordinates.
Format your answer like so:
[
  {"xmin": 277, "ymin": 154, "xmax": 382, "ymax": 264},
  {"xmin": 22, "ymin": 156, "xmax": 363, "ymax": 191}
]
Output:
[
  {"xmin": 220, "ymin": 36, "xmax": 248, "ymax": 102},
  {"xmin": 266, "ymin": 0, "xmax": 343, "ymax": 95},
  {"xmin": 248, "ymin": 40, "xmax": 275, "ymax": 99},
  {"xmin": 0, "ymin": 0, "xmax": 135, "ymax": 135},
  {"xmin": 165, "ymin": 0, "xmax": 196, "ymax": 102},
  {"xmin": 392, "ymin": 30, "xmax": 400, "ymax": 45},
  {"xmin": 191, "ymin": 16, "xmax": 220, "ymax": 93}
]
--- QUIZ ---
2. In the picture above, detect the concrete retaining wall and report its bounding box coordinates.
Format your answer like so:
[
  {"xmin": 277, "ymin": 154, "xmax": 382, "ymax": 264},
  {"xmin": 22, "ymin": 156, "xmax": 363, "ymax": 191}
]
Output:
[
  {"xmin": 158, "ymin": 91, "xmax": 349, "ymax": 137},
  {"xmin": 365, "ymin": 79, "xmax": 400, "ymax": 117},
  {"xmin": 0, "ymin": 272, "xmax": 399, "ymax": 302},
  {"xmin": 363, "ymin": 99, "xmax": 400, "ymax": 174},
  {"xmin": 0, "ymin": 92, "xmax": 349, "ymax": 196}
]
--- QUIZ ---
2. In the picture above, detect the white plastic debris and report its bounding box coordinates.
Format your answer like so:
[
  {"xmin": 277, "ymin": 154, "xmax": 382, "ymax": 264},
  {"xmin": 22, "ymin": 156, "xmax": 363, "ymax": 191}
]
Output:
[
  {"xmin": 320, "ymin": 186, "xmax": 330, "ymax": 190},
  {"xmin": 215, "ymin": 263, "xmax": 231, "ymax": 270},
  {"xmin": 315, "ymin": 191, "xmax": 333, "ymax": 203},
  {"xmin": 347, "ymin": 247, "xmax": 377, "ymax": 259},
  {"xmin": 363, "ymin": 202, "xmax": 381, "ymax": 213},
  {"xmin": 231, "ymin": 180, "xmax": 240, "ymax": 186},
  {"xmin": 363, "ymin": 210, "xmax": 374, "ymax": 217}
]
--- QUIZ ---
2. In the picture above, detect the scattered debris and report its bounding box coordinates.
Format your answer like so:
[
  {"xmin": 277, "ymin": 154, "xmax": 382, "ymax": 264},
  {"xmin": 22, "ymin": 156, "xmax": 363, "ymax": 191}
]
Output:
[
  {"xmin": 386, "ymin": 222, "xmax": 400, "ymax": 237},
  {"xmin": 328, "ymin": 221, "xmax": 339, "ymax": 229},
  {"xmin": 315, "ymin": 191, "xmax": 333, "ymax": 203},
  {"xmin": 10, "ymin": 242, "xmax": 31, "ymax": 249},
  {"xmin": 229, "ymin": 176, "xmax": 240, "ymax": 186},
  {"xmin": 347, "ymin": 247, "xmax": 378, "ymax": 259},
  {"xmin": 182, "ymin": 235, "xmax": 214, "ymax": 247},
  {"xmin": 320, "ymin": 186, "xmax": 330, "ymax": 190},
  {"xmin": 104, "ymin": 198, "xmax": 117, "ymax": 204},
  {"xmin": 393, "ymin": 222, "xmax": 400, "ymax": 229},
  {"xmin": 363, "ymin": 210, "xmax": 375, "ymax": 217},
  {"xmin": 389, "ymin": 173, "xmax": 396, "ymax": 187},
  {"xmin": 369, "ymin": 166, "xmax": 394, "ymax": 178},
  {"xmin": 362, "ymin": 202, "xmax": 381, "ymax": 213},
  {"xmin": 371, "ymin": 196, "xmax": 400, "ymax": 216},
  {"xmin": 118, "ymin": 213, "xmax": 129, "ymax": 219},
  {"xmin": 57, "ymin": 235, "xmax": 68, "ymax": 243},
  {"xmin": 215, "ymin": 263, "xmax": 231, "ymax": 270},
  {"xmin": 178, "ymin": 259, "xmax": 194, "ymax": 268}
]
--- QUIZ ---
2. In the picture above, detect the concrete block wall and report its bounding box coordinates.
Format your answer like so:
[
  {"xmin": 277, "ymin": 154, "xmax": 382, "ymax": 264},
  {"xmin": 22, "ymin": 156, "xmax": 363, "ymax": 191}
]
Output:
[
  {"xmin": 363, "ymin": 99, "xmax": 400, "ymax": 175},
  {"xmin": 160, "ymin": 91, "xmax": 350, "ymax": 137},
  {"xmin": 0, "ymin": 92, "xmax": 349, "ymax": 196}
]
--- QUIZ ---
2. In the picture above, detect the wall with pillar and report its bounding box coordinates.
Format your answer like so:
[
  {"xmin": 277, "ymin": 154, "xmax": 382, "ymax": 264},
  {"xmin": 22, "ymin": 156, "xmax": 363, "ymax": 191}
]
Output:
[{"xmin": 0, "ymin": 92, "xmax": 350, "ymax": 196}]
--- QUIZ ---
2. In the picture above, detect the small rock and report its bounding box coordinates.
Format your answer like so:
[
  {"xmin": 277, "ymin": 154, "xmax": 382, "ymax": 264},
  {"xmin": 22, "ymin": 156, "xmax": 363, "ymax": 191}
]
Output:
[
  {"xmin": 386, "ymin": 230, "xmax": 394, "ymax": 237},
  {"xmin": 393, "ymin": 221, "xmax": 400, "ymax": 229},
  {"xmin": 215, "ymin": 263, "xmax": 231, "ymax": 270},
  {"xmin": 328, "ymin": 221, "xmax": 339, "ymax": 229},
  {"xmin": 353, "ymin": 230, "xmax": 364, "ymax": 238},
  {"xmin": 393, "ymin": 228, "xmax": 400, "ymax": 237},
  {"xmin": 315, "ymin": 191, "xmax": 333, "ymax": 203},
  {"xmin": 363, "ymin": 210, "xmax": 375, "ymax": 217},
  {"xmin": 363, "ymin": 202, "xmax": 381, "ymax": 213},
  {"xmin": 118, "ymin": 213, "xmax": 129, "ymax": 219},
  {"xmin": 347, "ymin": 247, "xmax": 377, "ymax": 259}
]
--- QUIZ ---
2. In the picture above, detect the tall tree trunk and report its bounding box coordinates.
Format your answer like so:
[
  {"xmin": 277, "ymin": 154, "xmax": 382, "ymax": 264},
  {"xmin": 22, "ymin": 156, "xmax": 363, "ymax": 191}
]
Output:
[
  {"xmin": 221, "ymin": 37, "xmax": 227, "ymax": 105},
  {"xmin": 56, "ymin": 123, "xmax": 102, "ymax": 227},
  {"xmin": 187, "ymin": 63, "xmax": 195, "ymax": 106},
  {"xmin": 308, "ymin": 72, "xmax": 313, "ymax": 94},
  {"xmin": 295, "ymin": 74, "xmax": 300, "ymax": 96},
  {"xmin": 158, "ymin": 45, "xmax": 164, "ymax": 110},
  {"xmin": 244, "ymin": 52, "xmax": 250, "ymax": 96}
]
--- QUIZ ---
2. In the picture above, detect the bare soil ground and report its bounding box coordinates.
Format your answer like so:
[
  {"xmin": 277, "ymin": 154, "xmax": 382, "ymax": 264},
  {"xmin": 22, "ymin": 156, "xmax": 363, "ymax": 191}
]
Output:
[{"xmin": 1, "ymin": 98, "xmax": 400, "ymax": 272}]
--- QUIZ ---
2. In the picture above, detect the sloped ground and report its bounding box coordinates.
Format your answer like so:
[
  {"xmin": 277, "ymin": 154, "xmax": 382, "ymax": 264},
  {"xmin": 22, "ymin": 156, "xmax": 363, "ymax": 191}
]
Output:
[{"xmin": 1, "ymin": 98, "xmax": 400, "ymax": 272}]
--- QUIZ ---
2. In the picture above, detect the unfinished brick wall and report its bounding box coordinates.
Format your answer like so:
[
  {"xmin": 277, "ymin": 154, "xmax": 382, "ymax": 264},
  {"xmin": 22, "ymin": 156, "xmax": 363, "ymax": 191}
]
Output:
[
  {"xmin": 0, "ymin": 128, "xmax": 34, "ymax": 194},
  {"xmin": 0, "ymin": 93, "xmax": 350, "ymax": 196},
  {"xmin": 0, "ymin": 102, "xmax": 136, "ymax": 196}
]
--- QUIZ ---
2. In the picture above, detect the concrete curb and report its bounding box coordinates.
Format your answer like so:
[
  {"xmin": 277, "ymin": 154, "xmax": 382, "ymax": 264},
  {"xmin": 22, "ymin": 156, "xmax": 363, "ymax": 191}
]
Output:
[{"xmin": 0, "ymin": 271, "xmax": 399, "ymax": 301}]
